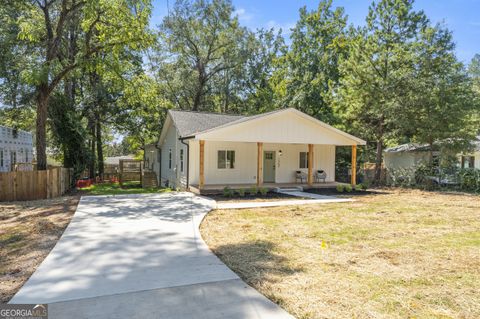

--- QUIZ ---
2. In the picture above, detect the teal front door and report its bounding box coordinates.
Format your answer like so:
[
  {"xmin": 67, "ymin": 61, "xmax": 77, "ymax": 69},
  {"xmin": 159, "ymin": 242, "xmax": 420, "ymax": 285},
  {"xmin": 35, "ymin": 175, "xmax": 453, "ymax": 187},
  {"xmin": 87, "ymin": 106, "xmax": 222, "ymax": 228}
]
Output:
[{"xmin": 263, "ymin": 151, "xmax": 276, "ymax": 183}]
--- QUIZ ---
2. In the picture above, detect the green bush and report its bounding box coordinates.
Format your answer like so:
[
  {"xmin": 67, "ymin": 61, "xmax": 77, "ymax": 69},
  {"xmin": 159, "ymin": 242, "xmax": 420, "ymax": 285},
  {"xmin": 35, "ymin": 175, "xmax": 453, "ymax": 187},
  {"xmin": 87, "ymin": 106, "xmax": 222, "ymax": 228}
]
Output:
[
  {"xmin": 355, "ymin": 183, "xmax": 365, "ymax": 191},
  {"xmin": 458, "ymin": 168, "xmax": 480, "ymax": 192},
  {"xmin": 223, "ymin": 186, "xmax": 233, "ymax": 197},
  {"xmin": 345, "ymin": 184, "xmax": 353, "ymax": 192},
  {"xmin": 336, "ymin": 184, "xmax": 345, "ymax": 193},
  {"xmin": 237, "ymin": 188, "xmax": 246, "ymax": 197},
  {"xmin": 249, "ymin": 186, "xmax": 258, "ymax": 196},
  {"xmin": 259, "ymin": 187, "xmax": 268, "ymax": 196}
]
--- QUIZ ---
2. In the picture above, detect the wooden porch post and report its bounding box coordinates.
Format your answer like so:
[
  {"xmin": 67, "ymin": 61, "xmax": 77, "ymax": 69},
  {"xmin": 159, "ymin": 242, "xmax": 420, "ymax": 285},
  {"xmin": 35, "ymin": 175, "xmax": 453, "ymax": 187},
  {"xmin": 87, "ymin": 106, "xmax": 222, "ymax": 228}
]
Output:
[
  {"xmin": 308, "ymin": 144, "xmax": 314, "ymax": 186},
  {"xmin": 257, "ymin": 142, "xmax": 263, "ymax": 186},
  {"xmin": 351, "ymin": 145, "xmax": 357, "ymax": 186},
  {"xmin": 199, "ymin": 140, "xmax": 205, "ymax": 189}
]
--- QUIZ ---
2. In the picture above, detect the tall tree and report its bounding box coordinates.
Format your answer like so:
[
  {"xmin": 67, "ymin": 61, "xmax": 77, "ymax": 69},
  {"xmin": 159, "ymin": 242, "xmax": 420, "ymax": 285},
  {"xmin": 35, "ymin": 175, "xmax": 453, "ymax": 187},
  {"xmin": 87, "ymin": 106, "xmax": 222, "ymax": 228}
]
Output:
[
  {"xmin": 158, "ymin": 0, "xmax": 248, "ymax": 111},
  {"xmin": 0, "ymin": 1, "xmax": 35, "ymax": 131},
  {"xmin": 469, "ymin": 54, "xmax": 480, "ymax": 123},
  {"xmin": 243, "ymin": 28, "xmax": 286, "ymax": 114},
  {"xmin": 115, "ymin": 73, "xmax": 169, "ymax": 157},
  {"xmin": 16, "ymin": 0, "xmax": 152, "ymax": 170},
  {"xmin": 334, "ymin": 0, "xmax": 427, "ymax": 182},
  {"xmin": 277, "ymin": 0, "xmax": 348, "ymax": 122},
  {"xmin": 402, "ymin": 24, "xmax": 478, "ymax": 160}
]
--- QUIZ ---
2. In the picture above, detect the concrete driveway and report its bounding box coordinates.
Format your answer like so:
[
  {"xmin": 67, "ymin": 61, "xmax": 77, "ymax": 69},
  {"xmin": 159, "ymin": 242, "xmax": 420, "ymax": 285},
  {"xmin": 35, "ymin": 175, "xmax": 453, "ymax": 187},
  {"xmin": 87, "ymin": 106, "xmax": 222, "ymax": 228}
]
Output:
[{"xmin": 11, "ymin": 192, "xmax": 293, "ymax": 319}]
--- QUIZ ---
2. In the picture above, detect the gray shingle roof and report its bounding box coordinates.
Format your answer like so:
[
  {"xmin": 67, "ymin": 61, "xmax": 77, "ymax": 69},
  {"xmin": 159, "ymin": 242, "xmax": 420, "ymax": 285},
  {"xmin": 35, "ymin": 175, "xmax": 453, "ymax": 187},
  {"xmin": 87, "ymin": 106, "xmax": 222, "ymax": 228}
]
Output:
[
  {"xmin": 104, "ymin": 155, "xmax": 136, "ymax": 165},
  {"xmin": 169, "ymin": 110, "xmax": 246, "ymax": 137},
  {"xmin": 384, "ymin": 143, "xmax": 431, "ymax": 153}
]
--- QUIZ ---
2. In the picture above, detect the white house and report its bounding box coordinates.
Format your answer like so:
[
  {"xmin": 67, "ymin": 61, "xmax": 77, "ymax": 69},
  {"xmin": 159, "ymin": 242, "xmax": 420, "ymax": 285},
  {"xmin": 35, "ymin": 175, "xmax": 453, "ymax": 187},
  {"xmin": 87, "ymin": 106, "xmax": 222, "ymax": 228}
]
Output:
[
  {"xmin": 154, "ymin": 108, "xmax": 365, "ymax": 192},
  {"xmin": 0, "ymin": 126, "xmax": 34, "ymax": 172}
]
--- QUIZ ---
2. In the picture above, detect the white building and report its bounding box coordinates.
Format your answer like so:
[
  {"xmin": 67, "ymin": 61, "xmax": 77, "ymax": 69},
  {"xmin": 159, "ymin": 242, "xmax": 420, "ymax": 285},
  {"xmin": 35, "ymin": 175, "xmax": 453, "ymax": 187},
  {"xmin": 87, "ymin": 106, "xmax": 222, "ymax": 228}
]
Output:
[
  {"xmin": 0, "ymin": 126, "xmax": 34, "ymax": 172},
  {"xmin": 154, "ymin": 108, "xmax": 365, "ymax": 192}
]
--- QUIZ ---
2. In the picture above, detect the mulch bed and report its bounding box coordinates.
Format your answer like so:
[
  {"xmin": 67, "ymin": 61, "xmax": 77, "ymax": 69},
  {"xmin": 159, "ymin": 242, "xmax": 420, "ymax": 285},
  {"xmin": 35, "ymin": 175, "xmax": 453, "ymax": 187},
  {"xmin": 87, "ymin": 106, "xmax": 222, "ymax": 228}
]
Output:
[{"xmin": 207, "ymin": 192, "xmax": 302, "ymax": 202}]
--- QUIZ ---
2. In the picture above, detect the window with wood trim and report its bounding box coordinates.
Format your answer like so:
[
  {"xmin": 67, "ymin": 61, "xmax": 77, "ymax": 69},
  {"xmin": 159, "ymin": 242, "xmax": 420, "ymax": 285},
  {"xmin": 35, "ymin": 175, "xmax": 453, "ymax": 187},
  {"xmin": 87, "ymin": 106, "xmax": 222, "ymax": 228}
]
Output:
[
  {"xmin": 218, "ymin": 150, "xmax": 235, "ymax": 169},
  {"xmin": 299, "ymin": 152, "xmax": 309, "ymax": 169}
]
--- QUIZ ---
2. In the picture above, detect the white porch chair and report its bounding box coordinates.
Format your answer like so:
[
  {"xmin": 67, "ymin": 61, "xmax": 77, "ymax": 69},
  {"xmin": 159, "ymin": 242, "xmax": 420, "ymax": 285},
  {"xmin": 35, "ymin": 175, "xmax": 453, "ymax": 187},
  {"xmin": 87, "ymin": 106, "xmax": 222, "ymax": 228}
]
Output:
[
  {"xmin": 295, "ymin": 171, "xmax": 307, "ymax": 183},
  {"xmin": 315, "ymin": 170, "xmax": 327, "ymax": 183}
]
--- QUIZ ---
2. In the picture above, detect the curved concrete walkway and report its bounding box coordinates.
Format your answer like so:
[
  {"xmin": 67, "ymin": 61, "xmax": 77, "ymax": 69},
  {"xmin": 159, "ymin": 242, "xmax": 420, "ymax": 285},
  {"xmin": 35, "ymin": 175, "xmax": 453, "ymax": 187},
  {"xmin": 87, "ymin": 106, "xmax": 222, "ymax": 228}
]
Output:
[{"xmin": 11, "ymin": 192, "xmax": 293, "ymax": 319}]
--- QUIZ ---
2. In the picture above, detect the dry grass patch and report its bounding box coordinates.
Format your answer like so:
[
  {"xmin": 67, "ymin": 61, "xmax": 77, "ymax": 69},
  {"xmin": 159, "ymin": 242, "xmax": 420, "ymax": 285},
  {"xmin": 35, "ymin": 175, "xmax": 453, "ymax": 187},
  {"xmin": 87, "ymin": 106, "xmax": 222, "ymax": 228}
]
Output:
[
  {"xmin": 201, "ymin": 189, "xmax": 480, "ymax": 319},
  {"xmin": 0, "ymin": 196, "xmax": 79, "ymax": 302}
]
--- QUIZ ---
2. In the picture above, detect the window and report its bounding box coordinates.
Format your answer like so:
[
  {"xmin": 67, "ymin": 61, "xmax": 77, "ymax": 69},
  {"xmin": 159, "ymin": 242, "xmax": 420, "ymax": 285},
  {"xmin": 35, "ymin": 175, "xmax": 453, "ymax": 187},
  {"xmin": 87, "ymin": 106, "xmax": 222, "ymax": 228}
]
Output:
[
  {"xmin": 168, "ymin": 149, "xmax": 172, "ymax": 169},
  {"xmin": 299, "ymin": 152, "xmax": 309, "ymax": 169},
  {"xmin": 25, "ymin": 149, "xmax": 29, "ymax": 163},
  {"xmin": 461, "ymin": 155, "xmax": 475, "ymax": 169},
  {"xmin": 180, "ymin": 149, "xmax": 184, "ymax": 172},
  {"xmin": 217, "ymin": 150, "xmax": 235, "ymax": 169},
  {"xmin": 0, "ymin": 149, "xmax": 3, "ymax": 167},
  {"xmin": 11, "ymin": 151, "xmax": 16, "ymax": 165}
]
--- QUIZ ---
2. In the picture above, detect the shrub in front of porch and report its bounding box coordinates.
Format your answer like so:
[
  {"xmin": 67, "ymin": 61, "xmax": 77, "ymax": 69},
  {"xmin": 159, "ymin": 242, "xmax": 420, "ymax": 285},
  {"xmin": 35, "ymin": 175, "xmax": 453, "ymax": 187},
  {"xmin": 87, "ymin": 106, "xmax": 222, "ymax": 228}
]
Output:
[{"xmin": 223, "ymin": 186, "xmax": 234, "ymax": 197}]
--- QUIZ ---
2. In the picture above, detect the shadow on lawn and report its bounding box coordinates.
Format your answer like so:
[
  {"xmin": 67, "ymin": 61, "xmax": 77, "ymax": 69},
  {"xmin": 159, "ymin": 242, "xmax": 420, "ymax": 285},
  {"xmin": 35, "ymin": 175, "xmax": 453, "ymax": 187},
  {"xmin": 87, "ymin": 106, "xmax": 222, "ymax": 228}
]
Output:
[{"xmin": 212, "ymin": 240, "xmax": 303, "ymax": 286}]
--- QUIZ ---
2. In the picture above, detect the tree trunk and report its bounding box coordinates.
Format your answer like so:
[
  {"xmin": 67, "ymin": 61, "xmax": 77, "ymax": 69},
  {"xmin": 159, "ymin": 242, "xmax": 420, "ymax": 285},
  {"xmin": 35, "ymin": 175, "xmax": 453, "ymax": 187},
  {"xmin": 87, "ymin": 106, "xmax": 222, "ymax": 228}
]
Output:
[
  {"xmin": 374, "ymin": 140, "xmax": 383, "ymax": 184},
  {"xmin": 88, "ymin": 117, "xmax": 96, "ymax": 178},
  {"xmin": 96, "ymin": 118, "xmax": 104, "ymax": 180},
  {"xmin": 193, "ymin": 85, "xmax": 203, "ymax": 111},
  {"xmin": 428, "ymin": 138, "xmax": 434, "ymax": 166},
  {"xmin": 193, "ymin": 63, "xmax": 206, "ymax": 111},
  {"xmin": 35, "ymin": 86, "xmax": 49, "ymax": 170}
]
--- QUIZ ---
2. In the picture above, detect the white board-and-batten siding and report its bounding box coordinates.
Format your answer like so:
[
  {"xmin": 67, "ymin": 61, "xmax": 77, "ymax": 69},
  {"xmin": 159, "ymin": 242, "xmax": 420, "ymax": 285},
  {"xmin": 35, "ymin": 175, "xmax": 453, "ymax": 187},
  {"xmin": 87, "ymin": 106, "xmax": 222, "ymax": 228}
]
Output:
[{"xmin": 188, "ymin": 140, "xmax": 335, "ymax": 185}]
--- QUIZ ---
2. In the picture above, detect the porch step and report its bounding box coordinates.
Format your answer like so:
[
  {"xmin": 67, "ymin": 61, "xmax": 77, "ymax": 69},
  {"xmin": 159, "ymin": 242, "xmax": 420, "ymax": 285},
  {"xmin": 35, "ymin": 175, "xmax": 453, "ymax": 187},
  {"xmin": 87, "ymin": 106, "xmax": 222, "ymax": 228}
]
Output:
[
  {"xmin": 142, "ymin": 171, "xmax": 158, "ymax": 188},
  {"xmin": 273, "ymin": 186, "xmax": 303, "ymax": 193}
]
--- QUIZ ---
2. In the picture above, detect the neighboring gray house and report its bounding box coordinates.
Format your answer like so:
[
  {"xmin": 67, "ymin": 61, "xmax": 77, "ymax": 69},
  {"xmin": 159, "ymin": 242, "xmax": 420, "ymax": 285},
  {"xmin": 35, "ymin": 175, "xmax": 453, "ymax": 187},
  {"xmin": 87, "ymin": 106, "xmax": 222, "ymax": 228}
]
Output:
[
  {"xmin": 0, "ymin": 126, "xmax": 33, "ymax": 172},
  {"xmin": 384, "ymin": 137, "xmax": 480, "ymax": 172},
  {"xmin": 384, "ymin": 143, "xmax": 432, "ymax": 172}
]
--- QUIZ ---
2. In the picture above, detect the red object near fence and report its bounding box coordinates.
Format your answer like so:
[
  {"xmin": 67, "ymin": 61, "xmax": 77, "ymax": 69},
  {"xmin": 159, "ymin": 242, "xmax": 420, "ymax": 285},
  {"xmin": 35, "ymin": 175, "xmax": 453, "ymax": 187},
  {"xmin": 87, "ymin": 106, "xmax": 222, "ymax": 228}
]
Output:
[{"xmin": 76, "ymin": 178, "xmax": 93, "ymax": 188}]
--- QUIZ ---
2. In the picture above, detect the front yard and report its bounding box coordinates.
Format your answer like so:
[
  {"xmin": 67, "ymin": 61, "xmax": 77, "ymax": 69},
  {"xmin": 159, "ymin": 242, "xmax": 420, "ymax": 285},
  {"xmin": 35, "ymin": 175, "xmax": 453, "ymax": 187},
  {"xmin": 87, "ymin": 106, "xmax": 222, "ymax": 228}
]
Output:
[
  {"xmin": 201, "ymin": 189, "xmax": 480, "ymax": 319},
  {"xmin": 0, "ymin": 196, "xmax": 79, "ymax": 302}
]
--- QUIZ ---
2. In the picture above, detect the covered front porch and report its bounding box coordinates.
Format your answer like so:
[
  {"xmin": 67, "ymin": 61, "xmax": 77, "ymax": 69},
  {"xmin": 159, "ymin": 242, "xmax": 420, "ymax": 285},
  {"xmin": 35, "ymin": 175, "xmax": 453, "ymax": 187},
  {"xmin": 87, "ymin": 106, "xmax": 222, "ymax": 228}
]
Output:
[{"xmin": 188, "ymin": 140, "xmax": 358, "ymax": 194}]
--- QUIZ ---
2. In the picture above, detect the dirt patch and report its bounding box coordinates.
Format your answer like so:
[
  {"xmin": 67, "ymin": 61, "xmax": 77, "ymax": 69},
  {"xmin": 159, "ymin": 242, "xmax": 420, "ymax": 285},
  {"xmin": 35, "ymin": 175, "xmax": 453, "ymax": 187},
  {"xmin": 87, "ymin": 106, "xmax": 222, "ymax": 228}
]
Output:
[{"xmin": 0, "ymin": 196, "xmax": 79, "ymax": 303}]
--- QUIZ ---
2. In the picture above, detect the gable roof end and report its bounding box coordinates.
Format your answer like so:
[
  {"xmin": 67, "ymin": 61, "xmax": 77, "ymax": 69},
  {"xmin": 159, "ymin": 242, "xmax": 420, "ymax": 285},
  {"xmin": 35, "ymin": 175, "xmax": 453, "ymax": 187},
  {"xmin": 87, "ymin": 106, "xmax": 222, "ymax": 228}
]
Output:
[{"xmin": 194, "ymin": 108, "xmax": 366, "ymax": 145}]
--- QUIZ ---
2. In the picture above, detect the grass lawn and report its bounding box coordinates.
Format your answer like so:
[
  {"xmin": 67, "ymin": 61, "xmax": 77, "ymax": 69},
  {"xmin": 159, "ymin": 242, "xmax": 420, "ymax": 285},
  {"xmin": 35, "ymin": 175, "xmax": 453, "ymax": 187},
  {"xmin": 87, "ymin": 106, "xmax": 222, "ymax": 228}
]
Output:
[
  {"xmin": 79, "ymin": 182, "xmax": 170, "ymax": 196},
  {"xmin": 0, "ymin": 196, "xmax": 79, "ymax": 302},
  {"xmin": 201, "ymin": 189, "xmax": 480, "ymax": 319}
]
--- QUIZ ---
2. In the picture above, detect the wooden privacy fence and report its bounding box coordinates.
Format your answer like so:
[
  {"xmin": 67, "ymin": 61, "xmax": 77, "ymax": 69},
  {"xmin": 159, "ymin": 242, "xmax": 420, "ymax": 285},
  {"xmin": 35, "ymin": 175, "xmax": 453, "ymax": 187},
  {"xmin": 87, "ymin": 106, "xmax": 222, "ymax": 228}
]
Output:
[
  {"xmin": 0, "ymin": 167, "xmax": 74, "ymax": 202},
  {"xmin": 119, "ymin": 159, "xmax": 143, "ymax": 185}
]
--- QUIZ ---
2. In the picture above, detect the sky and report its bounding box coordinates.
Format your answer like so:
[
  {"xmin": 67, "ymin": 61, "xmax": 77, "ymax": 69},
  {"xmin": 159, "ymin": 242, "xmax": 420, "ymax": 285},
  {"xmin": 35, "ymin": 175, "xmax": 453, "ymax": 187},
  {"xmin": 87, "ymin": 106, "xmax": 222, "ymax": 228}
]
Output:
[{"xmin": 151, "ymin": 0, "xmax": 480, "ymax": 64}]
